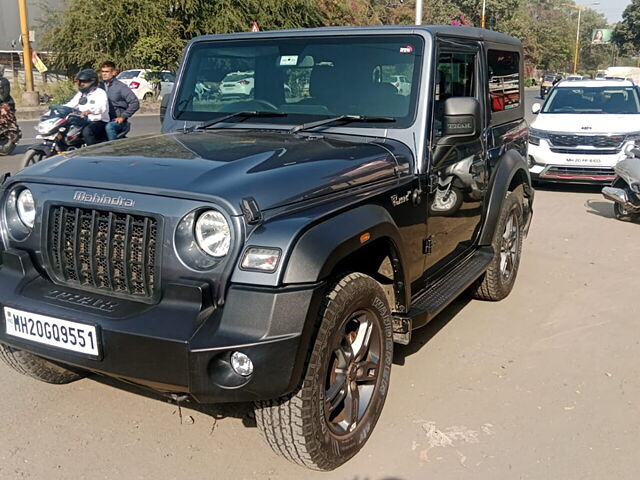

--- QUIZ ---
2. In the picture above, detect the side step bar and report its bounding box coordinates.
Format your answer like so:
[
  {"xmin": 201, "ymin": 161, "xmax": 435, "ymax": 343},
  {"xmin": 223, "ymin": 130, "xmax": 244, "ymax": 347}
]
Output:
[{"xmin": 392, "ymin": 247, "xmax": 494, "ymax": 345}]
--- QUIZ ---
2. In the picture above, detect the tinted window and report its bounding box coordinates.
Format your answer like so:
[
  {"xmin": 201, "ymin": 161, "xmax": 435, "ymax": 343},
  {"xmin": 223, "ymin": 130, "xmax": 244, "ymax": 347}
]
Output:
[
  {"xmin": 173, "ymin": 35, "xmax": 424, "ymax": 127},
  {"xmin": 543, "ymin": 86, "xmax": 640, "ymax": 114},
  {"xmin": 488, "ymin": 50, "xmax": 520, "ymax": 112},
  {"xmin": 433, "ymin": 52, "xmax": 476, "ymax": 137}
]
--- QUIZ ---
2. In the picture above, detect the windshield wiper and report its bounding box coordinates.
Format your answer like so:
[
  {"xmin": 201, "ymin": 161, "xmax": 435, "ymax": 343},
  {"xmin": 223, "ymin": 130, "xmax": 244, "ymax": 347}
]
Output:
[
  {"xmin": 288, "ymin": 114, "xmax": 396, "ymax": 134},
  {"xmin": 197, "ymin": 110, "xmax": 288, "ymax": 130}
]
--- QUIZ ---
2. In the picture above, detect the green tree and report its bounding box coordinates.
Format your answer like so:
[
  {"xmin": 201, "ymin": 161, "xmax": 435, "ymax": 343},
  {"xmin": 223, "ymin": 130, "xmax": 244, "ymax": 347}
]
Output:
[{"xmin": 614, "ymin": 0, "xmax": 640, "ymax": 57}]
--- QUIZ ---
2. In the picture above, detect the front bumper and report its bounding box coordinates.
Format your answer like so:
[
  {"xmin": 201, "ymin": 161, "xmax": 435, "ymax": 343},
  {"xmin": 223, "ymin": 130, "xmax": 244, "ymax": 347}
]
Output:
[
  {"xmin": 528, "ymin": 140, "xmax": 629, "ymax": 184},
  {"xmin": 0, "ymin": 249, "xmax": 324, "ymax": 404}
]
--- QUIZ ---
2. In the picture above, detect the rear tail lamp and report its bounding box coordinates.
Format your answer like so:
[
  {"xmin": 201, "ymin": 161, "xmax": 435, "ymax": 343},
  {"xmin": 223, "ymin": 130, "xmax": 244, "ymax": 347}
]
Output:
[{"xmin": 129, "ymin": 81, "xmax": 140, "ymax": 89}]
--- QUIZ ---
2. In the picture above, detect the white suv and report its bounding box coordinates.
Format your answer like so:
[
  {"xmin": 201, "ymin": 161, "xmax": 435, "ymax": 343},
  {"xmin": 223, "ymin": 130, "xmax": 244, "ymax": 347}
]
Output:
[{"xmin": 529, "ymin": 79, "xmax": 640, "ymax": 184}]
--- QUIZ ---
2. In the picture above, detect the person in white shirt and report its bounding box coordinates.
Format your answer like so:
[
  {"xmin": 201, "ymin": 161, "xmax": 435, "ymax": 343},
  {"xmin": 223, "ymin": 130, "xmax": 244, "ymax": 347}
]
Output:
[{"xmin": 65, "ymin": 69, "xmax": 109, "ymax": 145}]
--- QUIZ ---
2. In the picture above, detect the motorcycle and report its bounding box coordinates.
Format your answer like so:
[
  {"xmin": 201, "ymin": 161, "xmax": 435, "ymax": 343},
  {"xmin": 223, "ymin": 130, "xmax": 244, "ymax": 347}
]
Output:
[
  {"xmin": 602, "ymin": 146, "xmax": 640, "ymax": 222},
  {"xmin": 22, "ymin": 105, "xmax": 130, "ymax": 169},
  {"xmin": 0, "ymin": 103, "xmax": 21, "ymax": 156}
]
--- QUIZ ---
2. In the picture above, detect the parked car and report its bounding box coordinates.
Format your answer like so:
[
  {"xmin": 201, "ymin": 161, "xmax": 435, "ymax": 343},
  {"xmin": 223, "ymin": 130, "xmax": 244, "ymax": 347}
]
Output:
[
  {"xmin": 389, "ymin": 74, "xmax": 411, "ymax": 95},
  {"xmin": 117, "ymin": 69, "xmax": 175, "ymax": 100},
  {"xmin": 529, "ymin": 79, "xmax": 640, "ymax": 184},
  {"xmin": 0, "ymin": 26, "xmax": 534, "ymax": 471},
  {"xmin": 218, "ymin": 70, "xmax": 254, "ymax": 98}
]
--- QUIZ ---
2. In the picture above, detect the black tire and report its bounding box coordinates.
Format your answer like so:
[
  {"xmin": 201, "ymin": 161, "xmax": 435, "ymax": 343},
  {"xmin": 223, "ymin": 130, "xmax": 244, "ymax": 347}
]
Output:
[
  {"xmin": 22, "ymin": 149, "xmax": 46, "ymax": 169},
  {"xmin": 254, "ymin": 272, "xmax": 393, "ymax": 471},
  {"xmin": 613, "ymin": 202, "xmax": 640, "ymax": 222},
  {"xmin": 0, "ymin": 343, "xmax": 85, "ymax": 384},
  {"xmin": 143, "ymin": 92, "xmax": 153, "ymax": 100},
  {"xmin": 470, "ymin": 193, "xmax": 523, "ymax": 301},
  {"xmin": 0, "ymin": 137, "xmax": 16, "ymax": 156}
]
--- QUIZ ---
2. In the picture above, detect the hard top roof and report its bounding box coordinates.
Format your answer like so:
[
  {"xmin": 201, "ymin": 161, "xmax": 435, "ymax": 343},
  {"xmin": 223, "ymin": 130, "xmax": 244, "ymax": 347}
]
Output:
[{"xmin": 189, "ymin": 25, "xmax": 522, "ymax": 48}]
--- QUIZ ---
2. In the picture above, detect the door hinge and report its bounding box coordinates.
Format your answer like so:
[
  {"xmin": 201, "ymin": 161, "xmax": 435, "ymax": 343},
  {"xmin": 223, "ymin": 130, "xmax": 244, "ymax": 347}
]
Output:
[{"xmin": 423, "ymin": 236, "xmax": 433, "ymax": 254}]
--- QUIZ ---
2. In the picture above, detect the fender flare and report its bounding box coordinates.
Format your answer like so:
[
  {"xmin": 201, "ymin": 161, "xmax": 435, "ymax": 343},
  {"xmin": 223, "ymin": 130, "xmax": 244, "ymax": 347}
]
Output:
[
  {"xmin": 282, "ymin": 204, "xmax": 410, "ymax": 307},
  {"xmin": 478, "ymin": 149, "xmax": 533, "ymax": 245}
]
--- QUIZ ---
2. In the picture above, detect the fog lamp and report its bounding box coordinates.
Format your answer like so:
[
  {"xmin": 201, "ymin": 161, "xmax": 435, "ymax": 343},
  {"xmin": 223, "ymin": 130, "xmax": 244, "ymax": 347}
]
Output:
[{"xmin": 230, "ymin": 351, "xmax": 253, "ymax": 377}]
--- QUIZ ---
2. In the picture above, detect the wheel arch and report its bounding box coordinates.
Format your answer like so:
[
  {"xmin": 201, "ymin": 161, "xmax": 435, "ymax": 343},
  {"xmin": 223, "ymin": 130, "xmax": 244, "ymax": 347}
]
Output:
[
  {"xmin": 282, "ymin": 204, "xmax": 410, "ymax": 313},
  {"xmin": 478, "ymin": 149, "xmax": 534, "ymax": 245}
]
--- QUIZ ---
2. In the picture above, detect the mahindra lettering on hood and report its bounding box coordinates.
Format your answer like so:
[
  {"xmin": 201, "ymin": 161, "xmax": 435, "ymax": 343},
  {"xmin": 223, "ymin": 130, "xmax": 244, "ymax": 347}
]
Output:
[{"xmin": 528, "ymin": 79, "xmax": 640, "ymax": 184}]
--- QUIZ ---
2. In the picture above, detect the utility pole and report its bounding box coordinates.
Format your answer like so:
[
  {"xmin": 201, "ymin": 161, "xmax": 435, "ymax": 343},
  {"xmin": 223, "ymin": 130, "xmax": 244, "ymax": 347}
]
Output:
[
  {"xmin": 415, "ymin": 0, "xmax": 423, "ymax": 25},
  {"xmin": 481, "ymin": 0, "xmax": 487, "ymax": 28},
  {"xmin": 17, "ymin": 0, "xmax": 39, "ymax": 105},
  {"xmin": 567, "ymin": 2, "xmax": 599, "ymax": 75}
]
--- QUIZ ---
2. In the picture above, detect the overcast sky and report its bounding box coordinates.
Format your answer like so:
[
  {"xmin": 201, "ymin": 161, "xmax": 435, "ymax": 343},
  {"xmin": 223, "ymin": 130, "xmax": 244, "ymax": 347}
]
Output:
[{"xmin": 576, "ymin": 0, "xmax": 630, "ymax": 23}]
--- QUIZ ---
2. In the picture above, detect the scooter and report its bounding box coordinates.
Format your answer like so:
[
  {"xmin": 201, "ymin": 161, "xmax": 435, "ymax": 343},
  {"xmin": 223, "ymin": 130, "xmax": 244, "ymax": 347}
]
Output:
[
  {"xmin": 22, "ymin": 105, "xmax": 130, "ymax": 169},
  {"xmin": 602, "ymin": 146, "xmax": 640, "ymax": 222},
  {"xmin": 0, "ymin": 103, "xmax": 21, "ymax": 156}
]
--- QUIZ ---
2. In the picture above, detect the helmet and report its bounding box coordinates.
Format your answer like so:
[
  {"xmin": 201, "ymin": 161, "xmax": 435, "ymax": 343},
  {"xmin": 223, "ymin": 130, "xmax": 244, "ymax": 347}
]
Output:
[{"xmin": 76, "ymin": 68, "xmax": 98, "ymax": 93}]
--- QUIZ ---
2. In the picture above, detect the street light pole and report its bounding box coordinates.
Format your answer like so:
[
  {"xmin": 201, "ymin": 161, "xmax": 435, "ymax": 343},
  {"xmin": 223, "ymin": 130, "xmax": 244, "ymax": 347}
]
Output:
[
  {"xmin": 573, "ymin": 7, "xmax": 582, "ymax": 74},
  {"xmin": 415, "ymin": 0, "xmax": 423, "ymax": 25},
  {"xmin": 568, "ymin": 2, "xmax": 600, "ymax": 75}
]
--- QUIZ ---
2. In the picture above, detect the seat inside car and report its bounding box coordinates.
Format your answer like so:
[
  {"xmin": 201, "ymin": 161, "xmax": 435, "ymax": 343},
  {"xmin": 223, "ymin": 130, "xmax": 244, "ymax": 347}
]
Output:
[{"xmin": 605, "ymin": 92, "xmax": 629, "ymax": 113}]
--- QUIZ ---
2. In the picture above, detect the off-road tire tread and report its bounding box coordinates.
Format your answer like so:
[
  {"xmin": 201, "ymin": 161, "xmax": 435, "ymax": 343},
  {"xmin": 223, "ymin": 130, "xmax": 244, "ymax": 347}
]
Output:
[
  {"xmin": 254, "ymin": 272, "xmax": 389, "ymax": 471},
  {"xmin": 0, "ymin": 343, "xmax": 84, "ymax": 384},
  {"xmin": 471, "ymin": 193, "xmax": 523, "ymax": 301}
]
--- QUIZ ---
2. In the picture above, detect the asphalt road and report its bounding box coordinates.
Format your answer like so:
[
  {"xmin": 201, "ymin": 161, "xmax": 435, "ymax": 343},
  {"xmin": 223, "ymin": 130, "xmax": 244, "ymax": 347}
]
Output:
[{"xmin": 2, "ymin": 90, "xmax": 640, "ymax": 479}]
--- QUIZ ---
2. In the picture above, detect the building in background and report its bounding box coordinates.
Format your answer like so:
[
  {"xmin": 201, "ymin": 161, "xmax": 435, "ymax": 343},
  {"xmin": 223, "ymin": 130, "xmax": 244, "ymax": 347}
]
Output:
[{"xmin": 0, "ymin": 0, "xmax": 63, "ymax": 51}]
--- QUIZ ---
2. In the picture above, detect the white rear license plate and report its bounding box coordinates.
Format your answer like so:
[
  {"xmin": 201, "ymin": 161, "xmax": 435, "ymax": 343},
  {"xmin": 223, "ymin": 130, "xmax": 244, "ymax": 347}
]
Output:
[{"xmin": 4, "ymin": 307, "xmax": 99, "ymax": 356}]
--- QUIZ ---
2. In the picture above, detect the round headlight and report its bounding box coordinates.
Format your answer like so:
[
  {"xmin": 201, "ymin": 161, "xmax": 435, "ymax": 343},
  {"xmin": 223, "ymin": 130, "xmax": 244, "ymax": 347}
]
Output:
[
  {"xmin": 16, "ymin": 189, "xmax": 35, "ymax": 229},
  {"xmin": 195, "ymin": 210, "xmax": 230, "ymax": 258}
]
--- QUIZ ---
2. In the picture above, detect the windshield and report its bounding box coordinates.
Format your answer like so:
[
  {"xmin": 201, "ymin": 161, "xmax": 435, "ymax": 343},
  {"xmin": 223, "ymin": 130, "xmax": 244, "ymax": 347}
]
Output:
[
  {"xmin": 117, "ymin": 70, "xmax": 141, "ymax": 80},
  {"xmin": 543, "ymin": 75, "xmax": 555, "ymax": 82},
  {"xmin": 542, "ymin": 86, "xmax": 640, "ymax": 114},
  {"xmin": 173, "ymin": 35, "xmax": 424, "ymax": 128}
]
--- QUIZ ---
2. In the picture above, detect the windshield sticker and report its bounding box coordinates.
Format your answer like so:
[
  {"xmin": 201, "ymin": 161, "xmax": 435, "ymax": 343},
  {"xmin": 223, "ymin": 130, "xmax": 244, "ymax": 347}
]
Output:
[
  {"xmin": 279, "ymin": 55, "xmax": 299, "ymax": 66},
  {"xmin": 399, "ymin": 45, "xmax": 414, "ymax": 54}
]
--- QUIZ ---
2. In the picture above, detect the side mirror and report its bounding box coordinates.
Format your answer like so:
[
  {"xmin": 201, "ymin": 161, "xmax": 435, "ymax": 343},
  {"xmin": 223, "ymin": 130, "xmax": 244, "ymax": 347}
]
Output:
[
  {"xmin": 160, "ymin": 93, "xmax": 171, "ymax": 124},
  {"xmin": 439, "ymin": 97, "xmax": 481, "ymax": 145},
  {"xmin": 531, "ymin": 103, "xmax": 541, "ymax": 114}
]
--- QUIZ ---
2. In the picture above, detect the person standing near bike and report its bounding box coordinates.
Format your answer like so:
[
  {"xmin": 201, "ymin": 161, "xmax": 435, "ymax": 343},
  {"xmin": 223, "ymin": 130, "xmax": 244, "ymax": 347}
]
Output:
[
  {"xmin": 99, "ymin": 61, "xmax": 139, "ymax": 141},
  {"xmin": 65, "ymin": 69, "xmax": 109, "ymax": 145}
]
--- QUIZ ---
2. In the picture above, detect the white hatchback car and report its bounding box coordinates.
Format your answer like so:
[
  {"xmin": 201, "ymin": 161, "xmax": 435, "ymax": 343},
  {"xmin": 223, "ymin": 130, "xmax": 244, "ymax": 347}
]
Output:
[
  {"xmin": 117, "ymin": 69, "xmax": 176, "ymax": 101},
  {"xmin": 219, "ymin": 71, "xmax": 255, "ymax": 98},
  {"xmin": 528, "ymin": 79, "xmax": 640, "ymax": 184}
]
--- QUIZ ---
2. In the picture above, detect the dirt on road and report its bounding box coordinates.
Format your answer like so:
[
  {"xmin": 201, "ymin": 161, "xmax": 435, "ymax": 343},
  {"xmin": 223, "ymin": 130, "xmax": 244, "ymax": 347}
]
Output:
[{"xmin": 1, "ymin": 183, "xmax": 639, "ymax": 480}]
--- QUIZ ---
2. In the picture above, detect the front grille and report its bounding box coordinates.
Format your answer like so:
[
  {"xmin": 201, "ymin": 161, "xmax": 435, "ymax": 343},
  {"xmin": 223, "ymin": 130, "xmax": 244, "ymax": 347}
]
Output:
[
  {"xmin": 48, "ymin": 206, "xmax": 159, "ymax": 300},
  {"xmin": 548, "ymin": 134, "xmax": 625, "ymax": 149},
  {"xmin": 549, "ymin": 148, "xmax": 619, "ymax": 155},
  {"xmin": 543, "ymin": 165, "xmax": 615, "ymax": 179}
]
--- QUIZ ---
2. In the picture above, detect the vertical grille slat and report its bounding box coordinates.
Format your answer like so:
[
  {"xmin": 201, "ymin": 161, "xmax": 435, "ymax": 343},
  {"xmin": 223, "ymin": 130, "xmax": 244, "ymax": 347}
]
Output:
[{"xmin": 47, "ymin": 206, "xmax": 158, "ymax": 300}]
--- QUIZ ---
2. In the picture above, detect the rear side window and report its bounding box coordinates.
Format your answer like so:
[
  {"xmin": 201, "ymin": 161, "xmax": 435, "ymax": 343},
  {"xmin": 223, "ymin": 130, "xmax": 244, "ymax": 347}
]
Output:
[{"xmin": 488, "ymin": 50, "xmax": 520, "ymax": 112}]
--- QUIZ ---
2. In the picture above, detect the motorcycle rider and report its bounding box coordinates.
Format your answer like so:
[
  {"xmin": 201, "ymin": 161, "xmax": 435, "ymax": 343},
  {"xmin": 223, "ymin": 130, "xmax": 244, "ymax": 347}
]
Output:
[
  {"xmin": 0, "ymin": 65, "xmax": 16, "ymax": 112},
  {"xmin": 65, "ymin": 68, "xmax": 109, "ymax": 145},
  {"xmin": 0, "ymin": 65, "xmax": 21, "ymax": 155},
  {"xmin": 99, "ymin": 61, "xmax": 139, "ymax": 141}
]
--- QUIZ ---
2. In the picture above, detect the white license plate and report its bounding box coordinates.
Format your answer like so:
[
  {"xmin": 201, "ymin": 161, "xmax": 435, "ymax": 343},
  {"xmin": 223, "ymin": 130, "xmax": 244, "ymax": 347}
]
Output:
[
  {"xmin": 4, "ymin": 307, "xmax": 99, "ymax": 356},
  {"xmin": 565, "ymin": 157, "xmax": 602, "ymax": 165}
]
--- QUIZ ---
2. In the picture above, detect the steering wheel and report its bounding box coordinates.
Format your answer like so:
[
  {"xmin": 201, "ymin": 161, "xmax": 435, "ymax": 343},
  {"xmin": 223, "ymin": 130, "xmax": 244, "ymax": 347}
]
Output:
[{"xmin": 249, "ymin": 99, "xmax": 278, "ymax": 111}]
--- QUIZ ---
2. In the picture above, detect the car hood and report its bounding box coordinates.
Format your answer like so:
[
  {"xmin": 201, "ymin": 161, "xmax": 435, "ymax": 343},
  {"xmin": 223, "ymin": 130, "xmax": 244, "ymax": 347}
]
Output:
[
  {"xmin": 17, "ymin": 130, "xmax": 408, "ymax": 214},
  {"xmin": 532, "ymin": 114, "xmax": 640, "ymax": 134}
]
